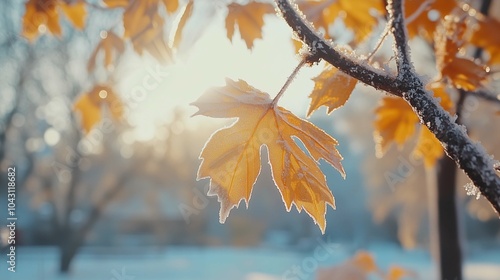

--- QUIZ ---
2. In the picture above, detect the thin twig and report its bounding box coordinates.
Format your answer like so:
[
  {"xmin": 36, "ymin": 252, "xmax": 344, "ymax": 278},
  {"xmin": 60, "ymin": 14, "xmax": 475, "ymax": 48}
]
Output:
[
  {"xmin": 366, "ymin": 25, "xmax": 390, "ymax": 61},
  {"xmin": 388, "ymin": 0, "xmax": 413, "ymax": 77},
  {"xmin": 406, "ymin": 0, "xmax": 435, "ymax": 24},
  {"xmin": 275, "ymin": 0, "xmax": 402, "ymax": 95},
  {"xmin": 272, "ymin": 58, "xmax": 306, "ymax": 106}
]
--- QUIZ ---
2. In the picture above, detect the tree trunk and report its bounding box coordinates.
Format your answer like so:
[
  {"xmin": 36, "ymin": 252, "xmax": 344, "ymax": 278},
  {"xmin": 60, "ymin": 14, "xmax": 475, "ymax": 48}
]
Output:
[
  {"xmin": 59, "ymin": 231, "xmax": 85, "ymax": 273},
  {"xmin": 436, "ymin": 155, "xmax": 462, "ymax": 280},
  {"xmin": 58, "ymin": 175, "xmax": 128, "ymax": 273}
]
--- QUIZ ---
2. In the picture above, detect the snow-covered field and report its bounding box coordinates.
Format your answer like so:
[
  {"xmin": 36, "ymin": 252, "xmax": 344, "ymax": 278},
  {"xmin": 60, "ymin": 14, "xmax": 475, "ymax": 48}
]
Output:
[{"xmin": 1, "ymin": 244, "xmax": 499, "ymax": 280}]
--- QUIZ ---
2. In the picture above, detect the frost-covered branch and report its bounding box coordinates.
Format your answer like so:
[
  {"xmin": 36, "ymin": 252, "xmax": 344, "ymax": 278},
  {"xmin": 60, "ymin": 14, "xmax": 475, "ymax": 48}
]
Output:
[
  {"xmin": 388, "ymin": 0, "xmax": 413, "ymax": 78},
  {"xmin": 275, "ymin": 0, "xmax": 402, "ymax": 96},
  {"xmin": 276, "ymin": 0, "xmax": 500, "ymax": 215}
]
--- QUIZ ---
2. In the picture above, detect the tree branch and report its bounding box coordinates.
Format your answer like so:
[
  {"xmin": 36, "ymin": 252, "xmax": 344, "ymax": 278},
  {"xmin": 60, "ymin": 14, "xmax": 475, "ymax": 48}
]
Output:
[
  {"xmin": 469, "ymin": 89, "xmax": 500, "ymax": 106},
  {"xmin": 275, "ymin": 0, "xmax": 402, "ymax": 96},
  {"xmin": 276, "ymin": 0, "xmax": 500, "ymax": 214},
  {"xmin": 388, "ymin": 0, "xmax": 413, "ymax": 78}
]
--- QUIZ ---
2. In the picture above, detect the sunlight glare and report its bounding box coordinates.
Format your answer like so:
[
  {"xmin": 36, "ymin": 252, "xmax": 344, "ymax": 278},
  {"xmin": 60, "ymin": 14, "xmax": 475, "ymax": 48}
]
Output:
[{"xmin": 121, "ymin": 15, "xmax": 320, "ymax": 141}]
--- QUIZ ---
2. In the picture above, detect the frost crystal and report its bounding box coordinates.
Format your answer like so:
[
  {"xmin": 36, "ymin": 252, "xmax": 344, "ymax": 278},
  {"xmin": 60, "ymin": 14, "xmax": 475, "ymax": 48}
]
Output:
[{"xmin": 464, "ymin": 182, "xmax": 481, "ymax": 200}]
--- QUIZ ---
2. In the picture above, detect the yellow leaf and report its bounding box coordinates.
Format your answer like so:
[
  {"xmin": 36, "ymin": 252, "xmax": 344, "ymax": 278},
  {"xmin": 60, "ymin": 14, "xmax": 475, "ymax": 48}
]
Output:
[
  {"xmin": 470, "ymin": 16, "xmax": 500, "ymax": 64},
  {"xmin": 73, "ymin": 85, "xmax": 123, "ymax": 133},
  {"xmin": 297, "ymin": 0, "xmax": 336, "ymax": 39},
  {"xmin": 316, "ymin": 250, "xmax": 378, "ymax": 280},
  {"xmin": 162, "ymin": 0, "xmax": 179, "ymax": 13},
  {"xmin": 374, "ymin": 97, "xmax": 419, "ymax": 157},
  {"xmin": 103, "ymin": 0, "xmax": 129, "ymax": 8},
  {"xmin": 291, "ymin": 38, "xmax": 303, "ymax": 53},
  {"xmin": 307, "ymin": 66, "xmax": 358, "ymax": 116},
  {"xmin": 192, "ymin": 79, "xmax": 345, "ymax": 233},
  {"xmin": 320, "ymin": 0, "xmax": 384, "ymax": 44},
  {"xmin": 122, "ymin": 0, "xmax": 158, "ymax": 39},
  {"xmin": 435, "ymin": 14, "xmax": 488, "ymax": 91},
  {"xmin": 405, "ymin": 0, "xmax": 455, "ymax": 40},
  {"xmin": 87, "ymin": 31, "xmax": 125, "ymax": 71},
  {"xmin": 413, "ymin": 126, "xmax": 443, "ymax": 168},
  {"xmin": 73, "ymin": 94, "xmax": 101, "ymax": 134},
  {"xmin": 59, "ymin": 0, "xmax": 86, "ymax": 30},
  {"xmin": 225, "ymin": 2, "xmax": 274, "ymax": 49},
  {"xmin": 118, "ymin": 0, "xmax": 172, "ymax": 63},
  {"xmin": 22, "ymin": 0, "xmax": 87, "ymax": 41},
  {"xmin": 172, "ymin": 1, "xmax": 194, "ymax": 49},
  {"xmin": 352, "ymin": 251, "xmax": 377, "ymax": 273},
  {"xmin": 385, "ymin": 265, "xmax": 412, "ymax": 280},
  {"xmin": 22, "ymin": 0, "xmax": 61, "ymax": 41}
]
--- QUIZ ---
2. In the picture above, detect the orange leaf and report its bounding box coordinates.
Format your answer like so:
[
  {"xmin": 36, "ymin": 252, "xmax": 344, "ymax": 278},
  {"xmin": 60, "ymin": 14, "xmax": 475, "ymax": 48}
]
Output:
[
  {"xmin": 435, "ymin": 14, "xmax": 488, "ymax": 90},
  {"xmin": 172, "ymin": 1, "xmax": 194, "ymax": 49},
  {"xmin": 352, "ymin": 251, "xmax": 377, "ymax": 273},
  {"xmin": 73, "ymin": 85, "xmax": 123, "ymax": 133},
  {"xmin": 192, "ymin": 79, "xmax": 345, "ymax": 233},
  {"xmin": 118, "ymin": 0, "xmax": 172, "ymax": 63},
  {"xmin": 22, "ymin": 0, "xmax": 61, "ymax": 41},
  {"xmin": 385, "ymin": 265, "xmax": 412, "ymax": 280},
  {"xmin": 87, "ymin": 31, "xmax": 125, "ymax": 72},
  {"xmin": 162, "ymin": 0, "xmax": 179, "ymax": 14},
  {"xmin": 307, "ymin": 66, "xmax": 357, "ymax": 116},
  {"xmin": 413, "ymin": 126, "xmax": 443, "ymax": 168},
  {"xmin": 374, "ymin": 97, "xmax": 419, "ymax": 157},
  {"xmin": 321, "ymin": 0, "xmax": 384, "ymax": 44},
  {"xmin": 122, "ymin": 0, "xmax": 159, "ymax": 39},
  {"xmin": 469, "ymin": 16, "xmax": 500, "ymax": 64},
  {"xmin": 291, "ymin": 38, "xmax": 303, "ymax": 53},
  {"xmin": 316, "ymin": 250, "xmax": 377, "ymax": 280},
  {"xmin": 297, "ymin": 0, "xmax": 336, "ymax": 39},
  {"xmin": 103, "ymin": 0, "xmax": 129, "ymax": 8},
  {"xmin": 22, "ymin": 0, "xmax": 87, "ymax": 41},
  {"xmin": 225, "ymin": 2, "xmax": 274, "ymax": 49},
  {"xmin": 405, "ymin": 0, "xmax": 455, "ymax": 40},
  {"xmin": 59, "ymin": 0, "xmax": 86, "ymax": 30}
]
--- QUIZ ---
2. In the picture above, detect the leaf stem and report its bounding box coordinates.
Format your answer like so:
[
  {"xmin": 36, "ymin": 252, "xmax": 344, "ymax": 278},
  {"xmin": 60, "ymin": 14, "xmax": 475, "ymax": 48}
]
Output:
[{"xmin": 272, "ymin": 58, "xmax": 306, "ymax": 106}]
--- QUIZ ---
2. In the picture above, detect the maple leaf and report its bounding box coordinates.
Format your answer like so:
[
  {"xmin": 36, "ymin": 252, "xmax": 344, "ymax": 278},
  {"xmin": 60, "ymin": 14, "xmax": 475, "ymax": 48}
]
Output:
[
  {"xmin": 374, "ymin": 97, "xmax": 419, "ymax": 157},
  {"xmin": 375, "ymin": 83, "xmax": 454, "ymax": 167},
  {"xmin": 435, "ymin": 13, "xmax": 488, "ymax": 91},
  {"xmin": 131, "ymin": 15, "xmax": 173, "ymax": 64},
  {"xmin": 192, "ymin": 79, "xmax": 345, "ymax": 233},
  {"xmin": 469, "ymin": 16, "xmax": 500, "ymax": 65},
  {"xmin": 386, "ymin": 266, "xmax": 414, "ymax": 280},
  {"xmin": 22, "ymin": 0, "xmax": 86, "ymax": 41},
  {"xmin": 225, "ymin": 2, "xmax": 275, "ymax": 50},
  {"xmin": 107, "ymin": 0, "xmax": 172, "ymax": 63},
  {"xmin": 172, "ymin": 1, "xmax": 194, "ymax": 49},
  {"xmin": 318, "ymin": 0, "xmax": 384, "ymax": 44},
  {"xmin": 413, "ymin": 126, "xmax": 443, "ymax": 168},
  {"xmin": 120, "ymin": 0, "xmax": 161, "ymax": 39},
  {"xmin": 307, "ymin": 66, "xmax": 358, "ymax": 116},
  {"xmin": 73, "ymin": 85, "xmax": 124, "ymax": 133},
  {"xmin": 162, "ymin": 0, "xmax": 179, "ymax": 14},
  {"xmin": 87, "ymin": 31, "xmax": 125, "ymax": 72},
  {"xmin": 404, "ymin": 0, "xmax": 455, "ymax": 40},
  {"xmin": 103, "ymin": 0, "xmax": 129, "ymax": 8},
  {"xmin": 297, "ymin": 0, "xmax": 336, "ymax": 39}
]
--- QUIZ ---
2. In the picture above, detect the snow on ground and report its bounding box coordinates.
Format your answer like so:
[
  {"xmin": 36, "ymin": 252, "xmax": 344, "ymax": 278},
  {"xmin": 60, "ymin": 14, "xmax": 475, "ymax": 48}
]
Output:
[{"xmin": 0, "ymin": 243, "xmax": 499, "ymax": 280}]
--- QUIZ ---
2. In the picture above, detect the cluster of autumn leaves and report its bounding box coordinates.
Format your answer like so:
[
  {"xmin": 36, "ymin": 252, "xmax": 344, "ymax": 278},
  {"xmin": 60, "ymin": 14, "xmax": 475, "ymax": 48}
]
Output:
[{"xmin": 21, "ymin": 0, "xmax": 500, "ymax": 232}]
